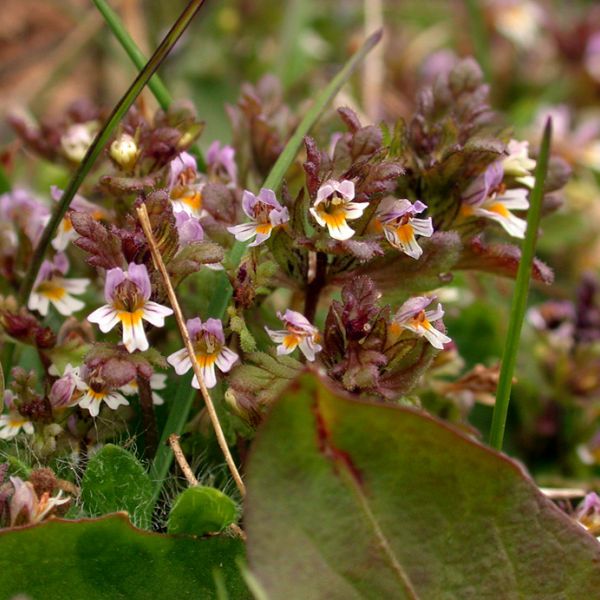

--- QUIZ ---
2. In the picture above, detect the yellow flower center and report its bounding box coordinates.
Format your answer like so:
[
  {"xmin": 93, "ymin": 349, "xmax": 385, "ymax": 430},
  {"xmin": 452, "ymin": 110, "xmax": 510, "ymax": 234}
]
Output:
[
  {"xmin": 37, "ymin": 280, "xmax": 66, "ymax": 301},
  {"xmin": 195, "ymin": 352, "xmax": 218, "ymax": 368},
  {"xmin": 282, "ymin": 334, "xmax": 301, "ymax": 350},
  {"xmin": 487, "ymin": 202, "xmax": 510, "ymax": 218},
  {"xmin": 395, "ymin": 223, "xmax": 415, "ymax": 244},
  {"xmin": 117, "ymin": 309, "xmax": 145, "ymax": 329}
]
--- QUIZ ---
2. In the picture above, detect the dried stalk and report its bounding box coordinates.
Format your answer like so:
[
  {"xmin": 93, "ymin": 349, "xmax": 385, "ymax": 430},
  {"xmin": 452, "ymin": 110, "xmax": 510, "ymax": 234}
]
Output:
[
  {"xmin": 136, "ymin": 204, "xmax": 246, "ymax": 497},
  {"xmin": 540, "ymin": 487, "xmax": 588, "ymax": 500},
  {"xmin": 168, "ymin": 433, "xmax": 198, "ymax": 486}
]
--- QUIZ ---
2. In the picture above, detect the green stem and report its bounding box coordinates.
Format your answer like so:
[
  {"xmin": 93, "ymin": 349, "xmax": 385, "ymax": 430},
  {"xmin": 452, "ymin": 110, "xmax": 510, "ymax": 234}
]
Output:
[
  {"xmin": 0, "ymin": 164, "xmax": 10, "ymax": 194},
  {"xmin": 488, "ymin": 119, "xmax": 553, "ymax": 450},
  {"xmin": 148, "ymin": 374, "xmax": 195, "ymax": 505},
  {"xmin": 464, "ymin": 0, "xmax": 491, "ymax": 81},
  {"xmin": 18, "ymin": 0, "xmax": 208, "ymax": 307},
  {"xmin": 93, "ymin": 0, "xmax": 206, "ymax": 170},
  {"xmin": 150, "ymin": 29, "xmax": 383, "ymax": 504},
  {"xmin": 92, "ymin": 0, "xmax": 172, "ymax": 109}
]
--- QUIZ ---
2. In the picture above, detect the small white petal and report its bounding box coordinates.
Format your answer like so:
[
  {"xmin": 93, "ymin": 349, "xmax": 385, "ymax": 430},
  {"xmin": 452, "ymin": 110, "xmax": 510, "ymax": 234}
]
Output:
[
  {"xmin": 52, "ymin": 293, "xmax": 84, "ymax": 316},
  {"xmin": 122, "ymin": 315, "xmax": 149, "ymax": 353},
  {"xmin": 227, "ymin": 223, "xmax": 258, "ymax": 242},
  {"xmin": 167, "ymin": 348, "xmax": 192, "ymax": 375},
  {"xmin": 215, "ymin": 347, "xmax": 239, "ymax": 373},
  {"xmin": 104, "ymin": 391, "xmax": 129, "ymax": 411},
  {"xmin": 142, "ymin": 301, "xmax": 173, "ymax": 327},
  {"xmin": 88, "ymin": 305, "xmax": 120, "ymax": 333},
  {"xmin": 343, "ymin": 201, "xmax": 369, "ymax": 220}
]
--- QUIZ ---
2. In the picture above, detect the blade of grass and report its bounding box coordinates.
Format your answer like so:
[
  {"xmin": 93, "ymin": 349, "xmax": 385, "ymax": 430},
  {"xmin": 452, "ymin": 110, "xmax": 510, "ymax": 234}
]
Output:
[
  {"xmin": 92, "ymin": 0, "xmax": 172, "ymax": 109},
  {"xmin": 93, "ymin": 0, "xmax": 207, "ymax": 170},
  {"xmin": 150, "ymin": 29, "xmax": 383, "ymax": 502},
  {"xmin": 488, "ymin": 118, "xmax": 552, "ymax": 450},
  {"xmin": 464, "ymin": 0, "xmax": 491, "ymax": 81},
  {"xmin": 18, "ymin": 0, "xmax": 208, "ymax": 307}
]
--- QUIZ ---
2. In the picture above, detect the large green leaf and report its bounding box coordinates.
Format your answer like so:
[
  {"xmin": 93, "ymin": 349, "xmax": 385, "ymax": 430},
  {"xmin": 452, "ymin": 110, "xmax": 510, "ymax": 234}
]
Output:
[
  {"xmin": 0, "ymin": 514, "xmax": 247, "ymax": 599},
  {"xmin": 245, "ymin": 372, "xmax": 600, "ymax": 599},
  {"xmin": 81, "ymin": 444, "xmax": 153, "ymax": 528}
]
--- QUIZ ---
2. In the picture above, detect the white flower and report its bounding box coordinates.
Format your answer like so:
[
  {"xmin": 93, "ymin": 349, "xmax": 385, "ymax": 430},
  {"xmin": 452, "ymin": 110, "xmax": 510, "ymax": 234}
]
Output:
[
  {"xmin": 391, "ymin": 296, "xmax": 451, "ymax": 350},
  {"xmin": 0, "ymin": 413, "xmax": 34, "ymax": 439},
  {"xmin": 9, "ymin": 477, "xmax": 70, "ymax": 527},
  {"xmin": 491, "ymin": 0, "xmax": 544, "ymax": 48},
  {"xmin": 87, "ymin": 263, "xmax": 173, "ymax": 353},
  {"xmin": 227, "ymin": 188, "xmax": 289, "ymax": 246},
  {"xmin": 462, "ymin": 162, "xmax": 529, "ymax": 239},
  {"xmin": 376, "ymin": 198, "xmax": 434, "ymax": 259},
  {"xmin": 502, "ymin": 140, "xmax": 536, "ymax": 188},
  {"xmin": 265, "ymin": 309, "xmax": 322, "ymax": 361},
  {"xmin": 167, "ymin": 318, "xmax": 238, "ymax": 389},
  {"xmin": 167, "ymin": 152, "xmax": 206, "ymax": 217},
  {"xmin": 76, "ymin": 378, "xmax": 129, "ymax": 418},
  {"xmin": 309, "ymin": 179, "xmax": 369, "ymax": 241},
  {"xmin": 28, "ymin": 253, "xmax": 89, "ymax": 317},
  {"xmin": 120, "ymin": 373, "xmax": 167, "ymax": 406},
  {"xmin": 60, "ymin": 121, "xmax": 99, "ymax": 163}
]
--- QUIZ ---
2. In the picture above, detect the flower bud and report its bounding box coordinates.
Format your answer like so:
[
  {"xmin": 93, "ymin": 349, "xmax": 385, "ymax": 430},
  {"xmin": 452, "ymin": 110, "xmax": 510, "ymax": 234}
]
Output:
[
  {"xmin": 9, "ymin": 477, "xmax": 35, "ymax": 527},
  {"xmin": 60, "ymin": 122, "xmax": 98, "ymax": 163},
  {"xmin": 110, "ymin": 133, "xmax": 139, "ymax": 170}
]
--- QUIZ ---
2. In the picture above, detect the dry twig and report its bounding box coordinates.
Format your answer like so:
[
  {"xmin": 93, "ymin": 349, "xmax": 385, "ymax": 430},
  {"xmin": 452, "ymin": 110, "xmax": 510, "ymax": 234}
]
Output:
[{"xmin": 168, "ymin": 433, "xmax": 199, "ymax": 486}]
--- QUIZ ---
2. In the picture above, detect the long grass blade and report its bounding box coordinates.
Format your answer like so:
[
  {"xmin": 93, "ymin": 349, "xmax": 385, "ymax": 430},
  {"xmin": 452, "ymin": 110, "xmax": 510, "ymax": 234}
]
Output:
[
  {"xmin": 92, "ymin": 0, "xmax": 172, "ymax": 109},
  {"xmin": 18, "ymin": 0, "xmax": 208, "ymax": 307},
  {"xmin": 488, "ymin": 118, "xmax": 553, "ymax": 450}
]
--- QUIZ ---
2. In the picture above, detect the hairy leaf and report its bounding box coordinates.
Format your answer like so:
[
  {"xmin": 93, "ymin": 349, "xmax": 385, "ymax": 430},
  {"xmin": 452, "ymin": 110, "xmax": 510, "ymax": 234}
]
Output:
[
  {"xmin": 456, "ymin": 236, "xmax": 554, "ymax": 284},
  {"xmin": 168, "ymin": 241, "xmax": 225, "ymax": 287},
  {"xmin": 340, "ymin": 232, "xmax": 462, "ymax": 303},
  {"xmin": 81, "ymin": 444, "xmax": 153, "ymax": 529},
  {"xmin": 168, "ymin": 486, "xmax": 238, "ymax": 536},
  {"xmin": 71, "ymin": 211, "xmax": 124, "ymax": 270}
]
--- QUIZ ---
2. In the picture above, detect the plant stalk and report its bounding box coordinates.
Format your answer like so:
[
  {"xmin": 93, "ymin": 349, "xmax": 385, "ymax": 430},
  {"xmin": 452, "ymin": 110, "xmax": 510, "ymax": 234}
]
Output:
[
  {"xmin": 488, "ymin": 118, "xmax": 552, "ymax": 450},
  {"xmin": 137, "ymin": 374, "xmax": 158, "ymax": 459}
]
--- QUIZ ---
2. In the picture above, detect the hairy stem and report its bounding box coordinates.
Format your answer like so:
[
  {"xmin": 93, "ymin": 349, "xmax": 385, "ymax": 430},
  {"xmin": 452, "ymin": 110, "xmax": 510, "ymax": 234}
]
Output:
[
  {"xmin": 137, "ymin": 374, "xmax": 158, "ymax": 459},
  {"xmin": 304, "ymin": 252, "xmax": 327, "ymax": 323}
]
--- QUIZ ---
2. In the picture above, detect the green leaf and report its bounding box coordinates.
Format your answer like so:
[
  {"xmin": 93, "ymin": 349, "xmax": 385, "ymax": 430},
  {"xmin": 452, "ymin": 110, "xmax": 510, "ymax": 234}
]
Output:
[
  {"xmin": 168, "ymin": 486, "xmax": 238, "ymax": 536},
  {"xmin": 245, "ymin": 372, "xmax": 600, "ymax": 598},
  {"xmin": 0, "ymin": 514, "xmax": 247, "ymax": 599},
  {"xmin": 81, "ymin": 444, "xmax": 153, "ymax": 529}
]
